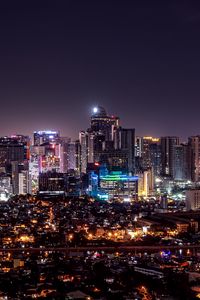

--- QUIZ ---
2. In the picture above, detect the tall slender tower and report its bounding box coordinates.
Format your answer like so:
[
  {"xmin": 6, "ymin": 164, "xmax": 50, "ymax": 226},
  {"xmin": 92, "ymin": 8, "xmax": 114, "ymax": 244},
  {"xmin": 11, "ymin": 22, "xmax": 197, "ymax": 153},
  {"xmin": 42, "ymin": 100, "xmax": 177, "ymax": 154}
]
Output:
[{"xmin": 160, "ymin": 136, "xmax": 179, "ymax": 177}]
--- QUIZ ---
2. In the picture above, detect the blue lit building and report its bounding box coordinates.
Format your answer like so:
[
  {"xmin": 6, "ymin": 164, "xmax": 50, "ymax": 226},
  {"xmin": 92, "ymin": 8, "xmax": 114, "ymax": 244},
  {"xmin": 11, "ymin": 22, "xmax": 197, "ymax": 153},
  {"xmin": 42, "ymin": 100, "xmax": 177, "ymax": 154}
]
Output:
[
  {"xmin": 99, "ymin": 171, "xmax": 138, "ymax": 201},
  {"xmin": 87, "ymin": 166, "xmax": 138, "ymax": 201}
]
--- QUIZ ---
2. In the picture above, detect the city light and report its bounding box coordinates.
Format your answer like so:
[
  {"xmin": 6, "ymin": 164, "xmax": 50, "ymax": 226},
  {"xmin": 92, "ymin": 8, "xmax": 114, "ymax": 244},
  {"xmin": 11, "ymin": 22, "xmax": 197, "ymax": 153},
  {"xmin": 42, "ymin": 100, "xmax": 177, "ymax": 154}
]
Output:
[
  {"xmin": 93, "ymin": 107, "xmax": 98, "ymax": 113},
  {"xmin": 0, "ymin": 2, "xmax": 199, "ymax": 299}
]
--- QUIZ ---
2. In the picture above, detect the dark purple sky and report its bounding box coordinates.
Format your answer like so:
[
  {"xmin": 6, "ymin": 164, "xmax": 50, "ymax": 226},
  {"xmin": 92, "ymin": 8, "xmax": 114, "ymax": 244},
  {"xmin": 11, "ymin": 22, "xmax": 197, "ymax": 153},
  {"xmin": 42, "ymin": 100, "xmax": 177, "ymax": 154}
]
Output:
[{"xmin": 0, "ymin": 0, "xmax": 200, "ymax": 141}]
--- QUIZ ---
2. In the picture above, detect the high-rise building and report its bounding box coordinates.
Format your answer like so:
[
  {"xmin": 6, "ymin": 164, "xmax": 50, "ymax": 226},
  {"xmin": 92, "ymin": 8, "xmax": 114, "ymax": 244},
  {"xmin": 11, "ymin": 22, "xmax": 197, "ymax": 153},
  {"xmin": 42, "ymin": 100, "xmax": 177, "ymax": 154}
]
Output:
[
  {"xmin": 74, "ymin": 140, "xmax": 81, "ymax": 174},
  {"xmin": 79, "ymin": 131, "xmax": 88, "ymax": 173},
  {"xmin": 79, "ymin": 106, "xmax": 135, "ymax": 176},
  {"xmin": 149, "ymin": 141, "xmax": 162, "ymax": 177},
  {"xmin": 188, "ymin": 136, "xmax": 200, "ymax": 182},
  {"xmin": 135, "ymin": 136, "xmax": 142, "ymax": 157},
  {"xmin": 172, "ymin": 144, "xmax": 191, "ymax": 181},
  {"xmin": 99, "ymin": 171, "xmax": 138, "ymax": 201},
  {"xmin": 0, "ymin": 175, "xmax": 13, "ymax": 200},
  {"xmin": 11, "ymin": 161, "xmax": 29, "ymax": 194},
  {"xmin": 118, "ymin": 128, "xmax": 135, "ymax": 174},
  {"xmin": 0, "ymin": 136, "xmax": 28, "ymax": 171},
  {"xmin": 91, "ymin": 106, "xmax": 119, "ymax": 141},
  {"xmin": 140, "ymin": 137, "xmax": 160, "ymax": 171},
  {"xmin": 33, "ymin": 130, "xmax": 60, "ymax": 146},
  {"xmin": 39, "ymin": 171, "xmax": 67, "ymax": 194},
  {"xmin": 161, "ymin": 136, "xmax": 179, "ymax": 177},
  {"xmin": 18, "ymin": 170, "xmax": 30, "ymax": 194},
  {"xmin": 29, "ymin": 153, "xmax": 39, "ymax": 193}
]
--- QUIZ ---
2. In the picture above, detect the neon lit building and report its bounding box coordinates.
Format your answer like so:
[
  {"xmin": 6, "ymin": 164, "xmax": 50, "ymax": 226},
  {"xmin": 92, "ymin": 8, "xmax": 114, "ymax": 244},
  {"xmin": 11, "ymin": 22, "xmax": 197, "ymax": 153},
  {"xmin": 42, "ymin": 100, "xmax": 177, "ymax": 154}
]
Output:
[{"xmin": 99, "ymin": 171, "xmax": 138, "ymax": 201}]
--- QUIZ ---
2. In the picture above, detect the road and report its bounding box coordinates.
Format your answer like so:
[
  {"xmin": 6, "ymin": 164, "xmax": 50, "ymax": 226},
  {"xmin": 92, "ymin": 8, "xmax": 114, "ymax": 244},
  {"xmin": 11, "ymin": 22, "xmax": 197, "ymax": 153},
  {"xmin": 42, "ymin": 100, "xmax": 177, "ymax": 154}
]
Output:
[{"xmin": 0, "ymin": 244, "xmax": 199, "ymax": 253}]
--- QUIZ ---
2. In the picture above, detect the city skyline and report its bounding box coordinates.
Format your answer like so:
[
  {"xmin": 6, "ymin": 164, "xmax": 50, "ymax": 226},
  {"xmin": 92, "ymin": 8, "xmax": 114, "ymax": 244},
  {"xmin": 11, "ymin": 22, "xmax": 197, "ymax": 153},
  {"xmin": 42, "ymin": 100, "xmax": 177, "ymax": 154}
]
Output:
[
  {"xmin": 0, "ymin": 105, "xmax": 199, "ymax": 143},
  {"xmin": 0, "ymin": 1, "xmax": 200, "ymax": 139},
  {"xmin": 1, "ymin": 3, "xmax": 200, "ymax": 299}
]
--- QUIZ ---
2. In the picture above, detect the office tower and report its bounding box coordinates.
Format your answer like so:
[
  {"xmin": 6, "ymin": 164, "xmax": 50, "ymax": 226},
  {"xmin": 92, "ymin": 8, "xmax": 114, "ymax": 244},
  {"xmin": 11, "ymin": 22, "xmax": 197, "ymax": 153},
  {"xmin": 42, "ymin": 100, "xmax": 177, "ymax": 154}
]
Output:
[
  {"xmin": 91, "ymin": 106, "xmax": 119, "ymax": 141},
  {"xmin": 0, "ymin": 136, "xmax": 28, "ymax": 170},
  {"xmin": 11, "ymin": 161, "xmax": 29, "ymax": 194},
  {"xmin": 118, "ymin": 128, "xmax": 135, "ymax": 174},
  {"xmin": 80, "ymin": 106, "xmax": 135, "ymax": 175},
  {"xmin": 59, "ymin": 142, "xmax": 68, "ymax": 173},
  {"xmin": 66, "ymin": 170, "xmax": 81, "ymax": 197},
  {"xmin": 18, "ymin": 170, "xmax": 30, "ymax": 194},
  {"xmin": 10, "ymin": 135, "xmax": 31, "ymax": 160},
  {"xmin": 33, "ymin": 130, "xmax": 60, "ymax": 146},
  {"xmin": 74, "ymin": 140, "xmax": 81, "ymax": 174},
  {"xmin": 29, "ymin": 153, "xmax": 39, "ymax": 193},
  {"xmin": 141, "ymin": 137, "xmax": 160, "ymax": 170},
  {"xmin": 58, "ymin": 137, "xmax": 71, "ymax": 173},
  {"xmin": 172, "ymin": 144, "xmax": 191, "ymax": 181},
  {"xmin": 89, "ymin": 106, "xmax": 119, "ymax": 165},
  {"xmin": 141, "ymin": 137, "xmax": 153, "ymax": 170},
  {"xmin": 188, "ymin": 136, "xmax": 200, "ymax": 182},
  {"xmin": 149, "ymin": 141, "xmax": 162, "ymax": 177},
  {"xmin": 93, "ymin": 132, "xmax": 105, "ymax": 162},
  {"xmin": 79, "ymin": 131, "xmax": 88, "ymax": 173},
  {"xmin": 161, "ymin": 136, "xmax": 179, "ymax": 177},
  {"xmin": 87, "ymin": 131, "xmax": 95, "ymax": 163},
  {"xmin": 79, "ymin": 129, "xmax": 104, "ymax": 173},
  {"xmin": 99, "ymin": 128, "xmax": 135, "ymax": 174},
  {"xmin": 66, "ymin": 142, "xmax": 76, "ymax": 171},
  {"xmin": 136, "ymin": 137, "xmax": 161, "ymax": 182}
]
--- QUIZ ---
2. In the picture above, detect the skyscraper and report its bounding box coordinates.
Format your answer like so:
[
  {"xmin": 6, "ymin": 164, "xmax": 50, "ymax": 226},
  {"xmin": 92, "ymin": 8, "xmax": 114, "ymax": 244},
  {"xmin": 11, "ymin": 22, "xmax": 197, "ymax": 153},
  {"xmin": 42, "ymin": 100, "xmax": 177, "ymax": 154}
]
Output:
[
  {"xmin": 79, "ymin": 131, "xmax": 88, "ymax": 173},
  {"xmin": 188, "ymin": 136, "xmax": 200, "ymax": 182},
  {"xmin": 161, "ymin": 136, "xmax": 179, "ymax": 177},
  {"xmin": 90, "ymin": 106, "xmax": 119, "ymax": 141},
  {"xmin": 172, "ymin": 144, "xmax": 191, "ymax": 181},
  {"xmin": 79, "ymin": 106, "xmax": 135, "ymax": 175},
  {"xmin": 118, "ymin": 128, "xmax": 135, "ymax": 174}
]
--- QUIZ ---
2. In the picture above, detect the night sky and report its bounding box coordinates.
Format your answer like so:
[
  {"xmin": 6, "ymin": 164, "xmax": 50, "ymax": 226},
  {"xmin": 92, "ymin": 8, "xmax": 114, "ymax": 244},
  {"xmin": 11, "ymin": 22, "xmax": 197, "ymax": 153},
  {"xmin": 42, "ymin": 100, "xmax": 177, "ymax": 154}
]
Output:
[{"xmin": 0, "ymin": 0, "xmax": 200, "ymax": 141}]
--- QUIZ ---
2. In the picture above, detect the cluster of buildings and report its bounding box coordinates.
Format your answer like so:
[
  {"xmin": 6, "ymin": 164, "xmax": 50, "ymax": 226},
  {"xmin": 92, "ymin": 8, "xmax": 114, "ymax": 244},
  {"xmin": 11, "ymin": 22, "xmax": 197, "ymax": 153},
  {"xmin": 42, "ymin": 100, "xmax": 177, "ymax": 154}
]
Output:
[{"xmin": 0, "ymin": 106, "xmax": 200, "ymax": 207}]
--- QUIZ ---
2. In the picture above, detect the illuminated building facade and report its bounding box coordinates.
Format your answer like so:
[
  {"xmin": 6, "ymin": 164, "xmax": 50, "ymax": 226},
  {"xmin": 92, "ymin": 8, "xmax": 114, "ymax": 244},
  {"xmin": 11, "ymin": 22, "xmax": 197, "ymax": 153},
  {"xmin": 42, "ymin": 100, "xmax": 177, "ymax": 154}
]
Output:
[
  {"xmin": 141, "ymin": 137, "xmax": 161, "ymax": 172},
  {"xmin": 0, "ymin": 175, "xmax": 12, "ymax": 200},
  {"xmin": 79, "ymin": 131, "xmax": 88, "ymax": 173},
  {"xmin": 29, "ymin": 154, "xmax": 39, "ymax": 193},
  {"xmin": 138, "ymin": 170, "xmax": 154, "ymax": 197},
  {"xmin": 33, "ymin": 130, "xmax": 60, "ymax": 146},
  {"xmin": 11, "ymin": 161, "xmax": 30, "ymax": 194},
  {"xmin": 79, "ymin": 106, "xmax": 135, "ymax": 177},
  {"xmin": 99, "ymin": 171, "xmax": 138, "ymax": 201},
  {"xmin": 18, "ymin": 170, "xmax": 30, "ymax": 194},
  {"xmin": 39, "ymin": 171, "xmax": 67, "ymax": 194}
]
